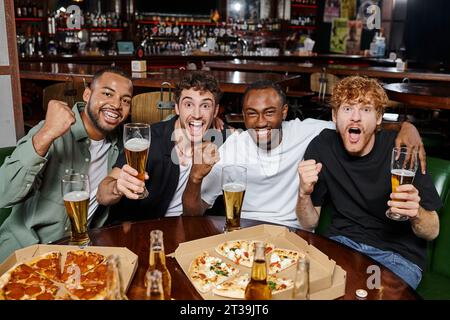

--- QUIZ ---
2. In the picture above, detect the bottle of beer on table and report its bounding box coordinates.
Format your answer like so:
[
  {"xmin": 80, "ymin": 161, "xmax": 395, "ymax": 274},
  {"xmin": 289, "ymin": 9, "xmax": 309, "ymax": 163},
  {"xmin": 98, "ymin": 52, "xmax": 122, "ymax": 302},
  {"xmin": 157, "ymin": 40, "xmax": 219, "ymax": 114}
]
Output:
[
  {"xmin": 145, "ymin": 230, "xmax": 172, "ymax": 300},
  {"xmin": 245, "ymin": 241, "xmax": 272, "ymax": 300},
  {"xmin": 292, "ymin": 256, "xmax": 310, "ymax": 300},
  {"xmin": 145, "ymin": 270, "xmax": 164, "ymax": 300}
]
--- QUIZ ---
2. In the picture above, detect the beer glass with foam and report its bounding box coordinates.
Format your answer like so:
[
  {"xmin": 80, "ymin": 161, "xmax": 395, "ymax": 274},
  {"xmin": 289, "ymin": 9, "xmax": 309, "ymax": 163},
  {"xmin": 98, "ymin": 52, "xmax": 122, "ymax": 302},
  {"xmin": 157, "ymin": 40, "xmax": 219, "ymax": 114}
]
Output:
[
  {"xmin": 123, "ymin": 123, "xmax": 151, "ymax": 199},
  {"xmin": 222, "ymin": 165, "xmax": 247, "ymax": 232},
  {"xmin": 61, "ymin": 173, "xmax": 90, "ymax": 246},
  {"xmin": 386, "ymin": 147, "xmax": 418, "ymax": 221}
]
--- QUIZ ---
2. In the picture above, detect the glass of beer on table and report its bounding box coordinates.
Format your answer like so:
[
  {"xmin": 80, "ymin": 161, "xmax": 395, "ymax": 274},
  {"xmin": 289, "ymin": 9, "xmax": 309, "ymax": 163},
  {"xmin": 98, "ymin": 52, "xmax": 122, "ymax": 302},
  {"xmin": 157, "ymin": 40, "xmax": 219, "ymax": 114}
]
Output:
[
  {"xmin": 386, "ymin": 146, "xmax": 418, "ymax": 221},
  {"xmin": 123, "ymin": 123, "xmax": 151, "ymax": 199},
  {"xmin": 61, "ymin": 172, "xmax": 90, "ymax": 246},
  {"xmin": 222, "ymin": 165, "xmax": 247, "ymax": 232}
]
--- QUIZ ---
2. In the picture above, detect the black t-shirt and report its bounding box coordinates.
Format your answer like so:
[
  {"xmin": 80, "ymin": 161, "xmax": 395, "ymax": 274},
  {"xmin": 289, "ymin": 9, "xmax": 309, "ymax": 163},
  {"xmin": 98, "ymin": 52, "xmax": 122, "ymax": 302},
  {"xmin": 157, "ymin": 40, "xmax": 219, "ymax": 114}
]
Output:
[{"xmin": 304, "ymin": 129, "xmax": 442, "ymax": 270}]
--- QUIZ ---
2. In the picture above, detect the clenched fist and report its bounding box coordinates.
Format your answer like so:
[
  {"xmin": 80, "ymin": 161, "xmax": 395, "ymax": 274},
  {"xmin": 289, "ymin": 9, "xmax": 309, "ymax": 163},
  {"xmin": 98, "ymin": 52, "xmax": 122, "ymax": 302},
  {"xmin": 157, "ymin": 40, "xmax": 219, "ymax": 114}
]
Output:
[
  {"xmin": 41, "ymin": 100, "xmax": 76, "ymax": 141},
  {"xmin": 298, "ymin": 159, "xmax": 322, "ymax": 196},
  {"xmin": 32, "ymin": 100, "xmax": 77, "ymax": 156},
  {"xmin": 190, "ymin": 141, "xmax": 220, "ymax": 184}
]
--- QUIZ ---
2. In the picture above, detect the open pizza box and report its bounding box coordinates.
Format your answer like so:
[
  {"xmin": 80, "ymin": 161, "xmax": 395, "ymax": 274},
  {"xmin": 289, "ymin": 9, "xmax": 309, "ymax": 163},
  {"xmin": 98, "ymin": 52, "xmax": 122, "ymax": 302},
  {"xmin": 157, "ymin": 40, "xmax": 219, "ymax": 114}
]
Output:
[
  {"xmin": 0, "ymin": 244, "xmax": 138, "ymax": 293},
  {"xmin": 173, "ymin": 224, "xmax": 347, "ymax": 300}
]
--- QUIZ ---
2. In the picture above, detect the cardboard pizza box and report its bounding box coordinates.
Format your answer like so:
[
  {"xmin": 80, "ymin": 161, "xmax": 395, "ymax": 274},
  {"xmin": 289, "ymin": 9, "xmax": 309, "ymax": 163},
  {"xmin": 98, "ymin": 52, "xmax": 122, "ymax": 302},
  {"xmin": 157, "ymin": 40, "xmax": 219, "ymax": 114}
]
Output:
[
  {"xmin": 173, "ymin": 224, "xmax": 346, "ymax": 300},
  {"xmin": 0, "ymin": 244, "xmax": 138, "ymax": 293}
]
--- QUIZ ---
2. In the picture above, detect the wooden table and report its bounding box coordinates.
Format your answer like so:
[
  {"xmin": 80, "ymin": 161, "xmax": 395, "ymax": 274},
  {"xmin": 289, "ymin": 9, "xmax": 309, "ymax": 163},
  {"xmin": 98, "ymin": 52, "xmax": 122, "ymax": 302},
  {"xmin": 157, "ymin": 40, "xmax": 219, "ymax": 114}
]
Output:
[
  {"xmin": 18, "ymin": 62, "xmax": 301, "ymax": 94},
  {"xmin": 206, "ymin": 60, "xmax": 450, "ymax": 82},
  {"xmin": 384, "ymin": 83, "xmax": 450, "ymax": 110},
  {"xmin": 59, "ymin": 216, "xmax": 420, "ymax": 300}
]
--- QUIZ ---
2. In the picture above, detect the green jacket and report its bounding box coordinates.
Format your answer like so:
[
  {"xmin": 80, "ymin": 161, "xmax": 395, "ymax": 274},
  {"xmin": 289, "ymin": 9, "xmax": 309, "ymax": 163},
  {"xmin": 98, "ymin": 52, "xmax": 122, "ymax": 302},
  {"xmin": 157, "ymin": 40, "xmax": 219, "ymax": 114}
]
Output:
[{"xmin": 0, "ymin": 103, "xmax": 120, "ymax": 262}]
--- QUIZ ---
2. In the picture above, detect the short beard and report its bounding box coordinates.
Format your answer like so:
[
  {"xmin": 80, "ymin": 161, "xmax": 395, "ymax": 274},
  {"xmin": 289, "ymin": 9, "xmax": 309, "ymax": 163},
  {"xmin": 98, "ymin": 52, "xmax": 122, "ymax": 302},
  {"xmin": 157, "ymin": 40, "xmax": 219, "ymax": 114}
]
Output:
[{"xmin": 86, "ymin": 100, "xmax": 113, "ymax": 135}]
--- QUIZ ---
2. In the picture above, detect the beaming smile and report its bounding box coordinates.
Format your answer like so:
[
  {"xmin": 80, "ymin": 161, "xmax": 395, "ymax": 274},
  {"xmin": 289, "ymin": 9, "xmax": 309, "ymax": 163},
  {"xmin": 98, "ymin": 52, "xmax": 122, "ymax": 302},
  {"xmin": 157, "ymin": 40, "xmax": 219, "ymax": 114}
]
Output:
[{"xmin": 101, "ymin": 108, "xmax": 121, "ymax": 124}]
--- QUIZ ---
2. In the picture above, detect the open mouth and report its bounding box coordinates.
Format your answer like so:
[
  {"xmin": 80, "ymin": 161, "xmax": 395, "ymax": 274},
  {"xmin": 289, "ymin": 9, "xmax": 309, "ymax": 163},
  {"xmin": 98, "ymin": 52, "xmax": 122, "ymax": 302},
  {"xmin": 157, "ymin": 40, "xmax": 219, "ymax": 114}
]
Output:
[
  {"xmin": 348, "ymin": 127, "xmax": 361, "ymax": 143},
  {"xmin": 188, "ymin": 120, "xmax": 204, "ymax": 136}
]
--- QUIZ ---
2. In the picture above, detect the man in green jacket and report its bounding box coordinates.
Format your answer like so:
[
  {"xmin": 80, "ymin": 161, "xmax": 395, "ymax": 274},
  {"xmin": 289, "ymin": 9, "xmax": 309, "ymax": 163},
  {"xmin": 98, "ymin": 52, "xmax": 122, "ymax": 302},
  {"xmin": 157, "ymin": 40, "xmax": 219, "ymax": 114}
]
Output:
[{"xmin": 0, "ymin": 67, "xmax": 133, "ymax": 262}]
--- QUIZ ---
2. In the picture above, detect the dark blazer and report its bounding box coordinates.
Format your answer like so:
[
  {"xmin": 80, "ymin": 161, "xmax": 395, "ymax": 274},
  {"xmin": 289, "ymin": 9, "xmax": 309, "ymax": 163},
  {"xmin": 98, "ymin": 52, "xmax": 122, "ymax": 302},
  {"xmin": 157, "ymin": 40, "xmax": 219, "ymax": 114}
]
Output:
[{"xmin": 106, "ymin": 116, "xmax": 228, "ymax": 224}]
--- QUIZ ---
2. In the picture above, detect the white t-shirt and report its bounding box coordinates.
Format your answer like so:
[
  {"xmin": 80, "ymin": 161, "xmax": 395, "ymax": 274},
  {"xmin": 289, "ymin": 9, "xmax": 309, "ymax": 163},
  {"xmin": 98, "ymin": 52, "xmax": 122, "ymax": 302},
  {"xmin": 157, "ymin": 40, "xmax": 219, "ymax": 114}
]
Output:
[
  {"xmin": 88, "ymin": 138, "xmax": 111, "ymax": 222},
  {"xmin": 165, "ymin": 162, "xmax": 192, "ymax": 217},
  {"xmin": 201, "ymin": 118, "xmax": 335, "ymax": 229}
]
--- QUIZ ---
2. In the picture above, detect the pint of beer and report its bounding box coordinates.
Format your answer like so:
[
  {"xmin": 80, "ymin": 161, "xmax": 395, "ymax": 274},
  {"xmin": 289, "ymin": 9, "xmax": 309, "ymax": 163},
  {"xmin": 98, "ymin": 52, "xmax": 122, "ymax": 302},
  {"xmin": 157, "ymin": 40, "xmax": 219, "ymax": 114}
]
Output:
[
  {"xmin": 125, "ymin": 138, "xmax": 150, "ymax": 182},
  {"xmin": 386, "ymin": 147, "xmax": 418, "ymax": 221},
  {"xmin": 222, "ymin": 166, "xmax": 247, "ymax": 232},
  {"xmin": 123, "ymin": 123, "xmax": 151, "ymax": 199},
  {"xmin": 61, "ymin": 173, "xmax": 90, "ymax": 246}
]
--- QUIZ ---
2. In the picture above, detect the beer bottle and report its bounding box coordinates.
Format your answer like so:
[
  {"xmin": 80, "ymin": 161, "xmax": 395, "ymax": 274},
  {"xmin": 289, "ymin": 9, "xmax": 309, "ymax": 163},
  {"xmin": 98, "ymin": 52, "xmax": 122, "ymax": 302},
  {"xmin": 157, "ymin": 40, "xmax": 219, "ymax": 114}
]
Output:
[
  {"xmin": 244, "ymin": 242, "xmax": 272, "ymax": 300},
  {"xmin": 105, "ymin": 255, "xmax": 127, "ymax": 300},
  {"xmin": 145, "ymin": 270, "xmax": 164, "ymax": 300},
  {"xmin": 292, "ymin": 256, "xmax": 310, "ymax": 300},
  {"xmin": 145, "ymin": 230, "xmax": 172, "ymax": 300}
]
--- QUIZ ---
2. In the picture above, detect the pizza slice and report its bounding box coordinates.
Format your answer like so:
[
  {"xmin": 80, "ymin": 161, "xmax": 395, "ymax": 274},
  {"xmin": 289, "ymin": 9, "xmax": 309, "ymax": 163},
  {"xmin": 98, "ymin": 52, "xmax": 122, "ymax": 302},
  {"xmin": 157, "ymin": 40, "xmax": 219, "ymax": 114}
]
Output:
[
  {"xmin": 26, "ymin": 251, "xmax": 62, "ymax": 281},
  {"xmin": 0, "ymin": 264, "xmax": 60, "ymax": 300},
  {"xmin": 215, "ymin": 240, "xmax": 275, "ymax": 267},
  {"xmin": 188, "ymin": 251, "xmax": 240, "ymax": 293},
  {"xmin": 212, "ymin": 274, "xmax": 294, "ymax": 299},
  {"xmin": 61, "ymin": 250, "xmax": 106, "ymax": 281},
  {"xmin": 268, "ymin": 248, "xmax": 303, "ymax": 274}
]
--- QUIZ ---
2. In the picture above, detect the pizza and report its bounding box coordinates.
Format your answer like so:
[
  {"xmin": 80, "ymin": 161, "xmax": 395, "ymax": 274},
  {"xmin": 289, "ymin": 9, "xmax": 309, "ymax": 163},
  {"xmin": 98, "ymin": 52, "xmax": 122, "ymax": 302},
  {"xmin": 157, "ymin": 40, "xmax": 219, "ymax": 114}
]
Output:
[
  {"xmin": 0, "ymin": 250, "xmax": 120, "ymax": 300},
  {"xmin": 212, "ymin": 273, "xmax": 294, "ymax": 299},
  {"xmin": 188, "ymin": 251, "xmax": 240, "ymax": 293},
  {"xmin": 215, "ymin": 240, "xmax": 276, "ymax": 267},
  {"xmin": 0, "ymin": 264, "xmax": 61, "ymax": 300},
  {"xmin": 268, "ymin": 248, "xmax": 303, "ymax": 274},
  {"xmin": 61, "ymin": 250, "xmax": 106, "ymax": 280},
  {"xmin": 27, "ymin": 251, "xmax": 62, "ymax": 281}
]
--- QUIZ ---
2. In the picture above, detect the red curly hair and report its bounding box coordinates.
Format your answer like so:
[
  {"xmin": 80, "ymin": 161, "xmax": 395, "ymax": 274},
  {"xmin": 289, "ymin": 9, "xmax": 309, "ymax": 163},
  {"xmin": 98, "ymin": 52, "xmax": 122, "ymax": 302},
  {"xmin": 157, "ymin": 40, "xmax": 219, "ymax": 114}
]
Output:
[{"xmin": 330, "ymin": 76, "xmax": 388, "ymax": 116}]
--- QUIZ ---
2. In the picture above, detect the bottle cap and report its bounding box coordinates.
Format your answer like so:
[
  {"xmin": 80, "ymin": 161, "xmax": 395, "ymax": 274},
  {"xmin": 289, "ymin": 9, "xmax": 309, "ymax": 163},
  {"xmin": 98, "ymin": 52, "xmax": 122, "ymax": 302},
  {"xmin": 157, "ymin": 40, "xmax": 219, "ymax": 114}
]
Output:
[{"xmin": 356, "ymin": 289, "xmax": 368, "ymax": 299}]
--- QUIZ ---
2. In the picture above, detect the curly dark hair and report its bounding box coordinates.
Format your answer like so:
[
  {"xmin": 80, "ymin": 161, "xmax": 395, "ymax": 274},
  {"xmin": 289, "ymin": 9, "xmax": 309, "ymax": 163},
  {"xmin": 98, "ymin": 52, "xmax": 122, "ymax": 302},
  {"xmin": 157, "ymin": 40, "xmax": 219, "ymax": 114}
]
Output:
[
  {"xmin": 331, "ymin": 76, "xmax": 388, "ymax": 116},
  {"xmin": 174, "ymin": 71, "xmax": 222, "ymax": 105}
]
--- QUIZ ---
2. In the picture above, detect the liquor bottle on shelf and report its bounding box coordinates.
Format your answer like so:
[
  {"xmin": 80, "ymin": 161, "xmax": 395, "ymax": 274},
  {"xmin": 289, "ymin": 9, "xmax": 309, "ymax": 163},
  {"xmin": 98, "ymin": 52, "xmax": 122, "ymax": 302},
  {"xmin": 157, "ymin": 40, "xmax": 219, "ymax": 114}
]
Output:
[
  {"xmin": 244, "ymin": 242, "xmax": 272, "ymax": 300},
  {"xmin": 16, "ymin": 0, "xmax": 22, "ymax": 18},
  {"xmin": 145, "ymin": 230, "xmax": 172, "ymax": 300},
  {"xmin": 35, "ymin": 31, "xmax": 44, "ymax": 56}
]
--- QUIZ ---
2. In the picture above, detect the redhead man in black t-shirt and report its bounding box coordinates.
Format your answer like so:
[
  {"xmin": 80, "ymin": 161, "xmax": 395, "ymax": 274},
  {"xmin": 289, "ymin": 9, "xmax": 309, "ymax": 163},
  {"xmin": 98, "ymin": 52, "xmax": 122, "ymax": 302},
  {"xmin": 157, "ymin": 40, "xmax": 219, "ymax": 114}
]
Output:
[{"xmin": 296, "ymin": 76, "xmax": 441, "ymax": 289}]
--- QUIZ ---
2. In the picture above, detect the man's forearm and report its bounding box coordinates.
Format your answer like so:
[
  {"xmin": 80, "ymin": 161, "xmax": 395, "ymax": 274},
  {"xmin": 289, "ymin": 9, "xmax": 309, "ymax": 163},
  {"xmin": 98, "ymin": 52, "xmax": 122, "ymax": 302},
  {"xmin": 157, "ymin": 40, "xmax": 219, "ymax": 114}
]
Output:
[
  {"xmin": 32, "ymin": 128, "xmax": 56, "ymax": 157},
  {"xmin": 410, "ymin": 207, "xmax": 440, "ymax": 241},
  {"xmin": 296, "ymin": 193, "xmax": 320, "ymax": 231},
  {"xmin": 96, "ymin": 176, "xmax": 123, "ymax": 206},
  {"xmin": 182, "ymin": 176, "xmax": 207, "ymax": 216}
]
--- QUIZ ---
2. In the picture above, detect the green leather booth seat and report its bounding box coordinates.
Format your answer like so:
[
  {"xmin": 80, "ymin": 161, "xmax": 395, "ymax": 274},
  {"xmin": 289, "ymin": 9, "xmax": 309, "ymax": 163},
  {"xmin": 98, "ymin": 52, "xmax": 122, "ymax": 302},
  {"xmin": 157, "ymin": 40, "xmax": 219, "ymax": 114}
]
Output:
[
  {"xmin": 0, "ymin": 146, "xmax": 15, "ymax": 226},
  {"xmin": 316, "ymin": 157, "xmax": 450, "ymax": 299},
  {"xmin": 417, "ymin": 157, "xmax": 450, "ymax": 299}
]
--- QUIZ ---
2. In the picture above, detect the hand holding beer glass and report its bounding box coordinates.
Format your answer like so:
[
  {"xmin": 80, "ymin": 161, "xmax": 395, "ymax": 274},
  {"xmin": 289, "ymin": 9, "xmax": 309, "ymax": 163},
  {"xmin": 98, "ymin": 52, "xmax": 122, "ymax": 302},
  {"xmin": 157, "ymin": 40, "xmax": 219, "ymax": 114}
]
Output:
[
  {"xmin": 123, "ymin": 123, "xmax": 151, "ymax": 199},
  {"xmin": 61, "ymin": 173, "xmax": 90, "ymax": 246},
  {"xmin": 222, "ymin": 165, "xmax": 247, "ymax": 232},
  {"xmin": 386, "ymin": 147, "xmax": 418, "ymax": 221}
]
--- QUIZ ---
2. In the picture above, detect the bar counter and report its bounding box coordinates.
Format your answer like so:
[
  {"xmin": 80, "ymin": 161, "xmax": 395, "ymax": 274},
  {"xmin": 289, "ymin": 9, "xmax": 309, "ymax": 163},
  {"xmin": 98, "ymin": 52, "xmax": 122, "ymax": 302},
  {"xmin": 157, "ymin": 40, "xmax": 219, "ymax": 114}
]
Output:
[
  {"xmin": 19, "ymin": 53, "xmax": 394, "ymax": 67},
  {"xmin": 205, "ymin": 59, "xmax": 450, "ymax": 82},
  {"xmin": 19, "ymin": 62, "xmax": 301, "ymax": 93}
]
